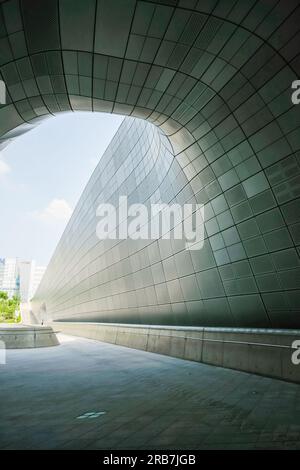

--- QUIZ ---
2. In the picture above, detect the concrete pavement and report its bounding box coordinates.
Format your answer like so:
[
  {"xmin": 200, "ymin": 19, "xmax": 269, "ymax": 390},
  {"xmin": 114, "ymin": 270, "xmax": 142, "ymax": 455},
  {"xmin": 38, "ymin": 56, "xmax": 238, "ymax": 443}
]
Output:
[{"xmin": 0, "ymin": 333, "xmax": 300, "ymax": 450}]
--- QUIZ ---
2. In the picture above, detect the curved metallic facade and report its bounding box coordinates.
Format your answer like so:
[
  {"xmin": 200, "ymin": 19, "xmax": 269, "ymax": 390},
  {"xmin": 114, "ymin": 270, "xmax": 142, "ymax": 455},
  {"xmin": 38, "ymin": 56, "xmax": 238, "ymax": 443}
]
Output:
[{"xmin": 1, "ymin": 0, "xmax": 300, "ymax": 326}]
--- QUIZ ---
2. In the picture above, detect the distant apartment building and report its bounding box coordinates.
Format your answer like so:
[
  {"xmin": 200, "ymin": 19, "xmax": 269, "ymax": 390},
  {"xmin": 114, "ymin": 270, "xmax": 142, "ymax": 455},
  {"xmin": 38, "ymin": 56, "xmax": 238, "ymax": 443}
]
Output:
[
  {"xmin": 19, "ymin": 261, "xmax": 32, "ymax": 302},
  {"xmin": 0, "ymin": 258, "xmax": 19, "ymax": 298},
  {"xmin": 0, "ymin": 258, "xmax": 46, "ymax": 301},
  {"xmin": 30, "ymin": 265, "xmax": 46, "ymax": 299},
  {"xmin": 0, "ymin": 259, "xmax": 4, "ymax": 289}
]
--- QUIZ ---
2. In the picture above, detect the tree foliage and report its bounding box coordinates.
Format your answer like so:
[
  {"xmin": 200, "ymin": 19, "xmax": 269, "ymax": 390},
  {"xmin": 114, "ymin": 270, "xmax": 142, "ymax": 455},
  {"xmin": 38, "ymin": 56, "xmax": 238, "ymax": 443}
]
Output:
[{"xmin": 0, "ymin": 291, "xmax": 20, "ymax": 323}]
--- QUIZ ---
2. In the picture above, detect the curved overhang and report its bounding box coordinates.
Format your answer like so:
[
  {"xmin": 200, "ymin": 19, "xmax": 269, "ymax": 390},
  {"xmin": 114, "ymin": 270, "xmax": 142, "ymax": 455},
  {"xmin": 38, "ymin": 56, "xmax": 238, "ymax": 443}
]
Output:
[{"xmin": 0, "ymin": 0, "xmax": 299, "ymax": 327}]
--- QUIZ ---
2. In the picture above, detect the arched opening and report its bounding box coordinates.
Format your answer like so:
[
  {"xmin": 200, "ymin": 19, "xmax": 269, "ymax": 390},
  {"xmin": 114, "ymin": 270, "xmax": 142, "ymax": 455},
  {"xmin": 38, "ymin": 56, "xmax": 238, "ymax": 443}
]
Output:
[{"xmin": 0, "ymin": 0, "xmax": 299, "ymax": 328}]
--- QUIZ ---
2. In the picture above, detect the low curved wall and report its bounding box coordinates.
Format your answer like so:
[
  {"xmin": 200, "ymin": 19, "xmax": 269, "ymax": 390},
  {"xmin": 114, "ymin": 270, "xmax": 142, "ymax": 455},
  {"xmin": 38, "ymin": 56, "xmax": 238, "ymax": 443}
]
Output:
[
  {"xmin": 0, "ymin": 325, "xmax": 59, "ymax": 349},
  {"xmin": 53, "ymin": 322, "xmax": 300, "ymax": 384}
]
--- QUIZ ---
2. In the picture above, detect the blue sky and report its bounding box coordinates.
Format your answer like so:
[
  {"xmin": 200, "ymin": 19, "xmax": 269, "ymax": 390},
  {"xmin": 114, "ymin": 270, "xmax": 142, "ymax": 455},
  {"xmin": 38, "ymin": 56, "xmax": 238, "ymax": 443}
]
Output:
[{"xmin": 0, "ymin": 112, "xmax": 124, "ymax": 266}]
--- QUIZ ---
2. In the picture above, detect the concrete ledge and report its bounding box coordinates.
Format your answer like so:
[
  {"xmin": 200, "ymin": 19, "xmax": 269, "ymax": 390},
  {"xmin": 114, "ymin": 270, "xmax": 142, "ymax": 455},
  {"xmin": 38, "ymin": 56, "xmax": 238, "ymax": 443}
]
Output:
[
  {"xmin": 52, "ymin": 322, "xmax": 300, "ymax": 383},
  {"xmin": 0, "ymin": 324, "xmax": 59, "ymax": 349}
]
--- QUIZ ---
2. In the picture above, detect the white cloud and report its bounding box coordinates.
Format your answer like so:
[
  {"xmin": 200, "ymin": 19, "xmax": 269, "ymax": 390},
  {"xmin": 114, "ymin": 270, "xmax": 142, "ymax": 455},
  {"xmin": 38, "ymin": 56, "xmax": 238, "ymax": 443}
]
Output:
[
  {"xmin": 0, "ymin": 158, "xmax": 10, "ymax": 177},
  {"xmin": 33, "ymin": 199, "xmax": 73, "ymax": 224}
]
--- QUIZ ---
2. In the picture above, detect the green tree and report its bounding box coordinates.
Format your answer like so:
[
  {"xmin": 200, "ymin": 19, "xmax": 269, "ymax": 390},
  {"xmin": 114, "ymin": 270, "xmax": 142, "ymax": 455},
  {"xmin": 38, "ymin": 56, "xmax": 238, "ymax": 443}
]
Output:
[
  {"xmin": 0, "ymin": 291, "xmax": 20, "ymax": 323},
  {"xmin": 0, "ymin": 291, "xmax": 8, "ymax": 300}
]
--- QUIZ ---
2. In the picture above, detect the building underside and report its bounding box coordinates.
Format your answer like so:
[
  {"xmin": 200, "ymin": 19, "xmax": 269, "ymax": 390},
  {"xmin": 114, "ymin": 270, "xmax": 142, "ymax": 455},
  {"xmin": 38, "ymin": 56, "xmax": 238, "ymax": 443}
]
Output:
[{"xmin": 1, "ymin": 0, "xmax": 300, "ymax": 327}]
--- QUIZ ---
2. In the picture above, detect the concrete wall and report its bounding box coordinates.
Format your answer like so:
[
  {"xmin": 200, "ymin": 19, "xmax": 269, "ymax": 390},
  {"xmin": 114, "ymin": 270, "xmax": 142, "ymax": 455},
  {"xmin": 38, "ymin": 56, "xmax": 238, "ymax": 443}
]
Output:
[
  {"xmin": 21, "ymin": 302, "xmax": 41, "ymax": 325},
  {"xmin": 0, "ymin": 326, "xmax": 59, "ymax": 349},
  {"xmin": 53, "ymin": 322, "xmax": 300, "ymax": 384}
]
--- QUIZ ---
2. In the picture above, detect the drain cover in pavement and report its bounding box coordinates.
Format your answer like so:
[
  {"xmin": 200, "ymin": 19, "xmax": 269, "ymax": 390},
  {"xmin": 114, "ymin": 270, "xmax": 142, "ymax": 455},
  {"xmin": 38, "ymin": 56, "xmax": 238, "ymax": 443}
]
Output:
[{"xmin": 76, "ymin": 411, "xmax": 106, "ymax": 420}]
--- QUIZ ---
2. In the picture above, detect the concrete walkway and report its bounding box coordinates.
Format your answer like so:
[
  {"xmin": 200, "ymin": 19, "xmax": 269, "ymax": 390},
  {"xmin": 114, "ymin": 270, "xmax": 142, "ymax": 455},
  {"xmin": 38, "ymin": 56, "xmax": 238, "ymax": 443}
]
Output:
[{"xmin": 0, "ymin": 333, "xmax": 300, "ymax": 450}]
